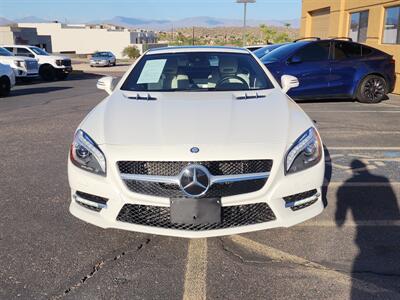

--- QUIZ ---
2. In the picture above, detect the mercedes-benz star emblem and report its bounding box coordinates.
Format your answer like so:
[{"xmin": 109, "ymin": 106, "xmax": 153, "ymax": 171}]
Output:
[{"xmin": 179, "ymin": 164, "xmax": 210, "ymax": 197}]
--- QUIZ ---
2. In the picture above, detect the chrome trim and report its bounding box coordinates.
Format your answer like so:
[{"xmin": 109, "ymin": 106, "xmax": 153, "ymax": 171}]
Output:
[
  {"xmin": 73, "ymin": 194, "xmax": 107, "ymax": 209},
  {"xmin": 285, "ymin": 193, "xmax": 320, "ymax": 208},
  {"xmin": 120, "ymin": 172, "xmax": 270, "ymax": 186},
  {"xmin": 211, "ymin": 172, "xmax": 270, "ymax": 184}
]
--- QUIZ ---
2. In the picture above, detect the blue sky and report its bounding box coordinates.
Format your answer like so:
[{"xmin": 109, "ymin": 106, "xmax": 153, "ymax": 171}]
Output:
[{"xmin": 0, "ymin": 0, "xmax": 301, "ymax": 22}]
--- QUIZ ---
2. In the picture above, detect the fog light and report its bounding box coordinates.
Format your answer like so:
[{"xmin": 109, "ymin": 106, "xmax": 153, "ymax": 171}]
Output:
[
  {"xmin": 283, "ymin": 189, "xmax": 319, "ymax": 211},
  {"xmin": 74, "ymin": 191, "xmax": 108, "ymax": 211}
]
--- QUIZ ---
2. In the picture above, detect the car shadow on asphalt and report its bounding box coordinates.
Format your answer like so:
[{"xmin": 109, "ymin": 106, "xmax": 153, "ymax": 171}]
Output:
[
  {"xmin": 335, "ymin": 159, "xmax": 400, "ymax": 299},
  {"xmin": 11, "ymin": 86, "xmax": 73, "ymax": 97},
  {"xmin": 15, "ymin": 72, "xmax": 103, "ymax": 86},
  {"xmin": 295, "ymin": 94, "xmax": 390, "ymax": 104}
]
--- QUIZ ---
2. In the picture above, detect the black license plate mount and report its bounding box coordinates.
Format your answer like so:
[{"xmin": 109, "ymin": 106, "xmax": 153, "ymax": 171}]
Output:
[{"xmin": 170, "ymin": 198, "xmax": 221, "ymax": 225}]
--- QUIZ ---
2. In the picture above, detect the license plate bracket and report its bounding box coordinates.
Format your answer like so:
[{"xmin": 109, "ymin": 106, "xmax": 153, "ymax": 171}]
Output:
[{"xmin": 170, "ymin": 198, "xmax": 221, "ymax": 225}]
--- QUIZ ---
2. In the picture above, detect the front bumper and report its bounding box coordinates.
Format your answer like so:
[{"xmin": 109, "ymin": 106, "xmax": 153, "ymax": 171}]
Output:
[
  {"xmin": 13, "ymin": 68, "xmax": 39, "ymax": 78},
  {"xmin": 90, "ymin": 60, "xmax": 110, "ymax": 67},
  {"xmin": 68, "ymin": 156, "xmax": 325, "ymax": 238},
  {"xmin": 56, "ymin": 66, "xmax": 73, "ymax": 73}
]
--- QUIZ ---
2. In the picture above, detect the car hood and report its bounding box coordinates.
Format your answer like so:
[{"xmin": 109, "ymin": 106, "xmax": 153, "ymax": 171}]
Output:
[
  {"xmin": 80, "ymin": 88, "xmax": 312, "ymax": 161},
  {"xmin": 0, "ymin": 55, "xmax": 37, "ymax": 62},
  {"xmin": 91, "ymin": 56, "xmax": 108, "ymax": 61},
  {"xmin": 37, "ymin": 54, "xmax": 70, "ymax": 63}
]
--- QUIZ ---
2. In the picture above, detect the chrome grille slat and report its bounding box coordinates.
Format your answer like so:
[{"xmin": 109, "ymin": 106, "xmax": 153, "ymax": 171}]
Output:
[{"xmin": 118, "ymin": 160, "xmax": 273, "ymax": 198}]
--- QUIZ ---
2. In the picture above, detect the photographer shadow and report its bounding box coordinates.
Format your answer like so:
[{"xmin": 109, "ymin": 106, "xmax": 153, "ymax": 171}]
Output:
[{"xmin": 335, "ymin": 160, "xmax": 400, "ymax": 299}]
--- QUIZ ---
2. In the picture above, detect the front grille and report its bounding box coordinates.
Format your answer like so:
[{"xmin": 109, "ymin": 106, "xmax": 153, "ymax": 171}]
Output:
[
  {"xmin": 26, "ymin": 60, "xmax": 38, "ymax": 71},
  {"xmin": 283, "ymin": 189, "xmax": 318, "ymax": 211},
  {"xmin": 118, "ymin": 160, "xmax": 272, "ymax": 198},
  {"xmin": 116, "ymin": 202, "xmax": 276, "ymax": 231},
  {"xmin": 124, "ymin": 178, "xmax": 267, "ymax": 198},
  {"xmin": 62, "ymin": 59, "xmax": 72, "ymax": 67},
  {"xmin": 117, "ymin": 160, "xmax": 272, "ymax": 176}
]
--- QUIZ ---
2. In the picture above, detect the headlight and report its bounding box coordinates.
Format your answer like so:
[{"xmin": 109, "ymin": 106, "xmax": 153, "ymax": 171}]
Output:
[
  {"xmin": 56, "ymin": 59, "xmax": 63, "ymax": 66},
  {"xmin": 14, "ymin": 60, "xmax": 25, "ymax": 68},
  {"xmin": 70, "ymin": 130, "xmax": 106, "ymax": 176},
  {"xmin": 285, "ymin": 127, "xmax": 322, "ymax": 174}
]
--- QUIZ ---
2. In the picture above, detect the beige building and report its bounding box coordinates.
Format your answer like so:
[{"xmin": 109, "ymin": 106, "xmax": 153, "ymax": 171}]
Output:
[
  {"xmin": 301, "ymin": 0, "xmax": 400, "ymax": 94},
  {"xmin": 1, "ymin": 22, "xmax": 162, "ymax": 58}
]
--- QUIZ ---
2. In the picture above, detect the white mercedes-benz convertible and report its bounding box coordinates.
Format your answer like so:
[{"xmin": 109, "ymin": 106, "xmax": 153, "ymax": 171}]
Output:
[{"xmin": 68, "ymin": 46, "xmax": 325, "ymax": 238}]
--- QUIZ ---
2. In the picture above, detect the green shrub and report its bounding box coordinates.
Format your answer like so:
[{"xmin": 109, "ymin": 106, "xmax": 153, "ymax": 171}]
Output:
[{"xmin": 122, "ymin": 46, "xmax": 141, "ymax": 59}]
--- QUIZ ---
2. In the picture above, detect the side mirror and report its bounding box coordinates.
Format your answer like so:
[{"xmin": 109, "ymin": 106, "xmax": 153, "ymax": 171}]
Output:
[
  {"xmin": 281, "ymin": 75, "xmax": 299, "ymax": 93},
  {"xmin": 288, "ymin": 55, "xmax": 302, "ymax": 64},
  {"xmin": 97, "ymin": 76, "xmax": 117, "ymax": 95}
]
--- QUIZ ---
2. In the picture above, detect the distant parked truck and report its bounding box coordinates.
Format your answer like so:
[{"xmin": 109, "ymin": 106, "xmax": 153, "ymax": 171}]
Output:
[
  {"xmin": 0, "ymin": 47, "xmax": 39, "ymax": 81},
  {"xmin": 90, "ymin": 51, "xmax": 116, "ymax": 67},
  {"xmin": 0, "ymin": 62, "xmax": 16, "ymax": 97},
  {"xmin": 3, "ymin": 45, "xmax": 73, "ymax": 81}
]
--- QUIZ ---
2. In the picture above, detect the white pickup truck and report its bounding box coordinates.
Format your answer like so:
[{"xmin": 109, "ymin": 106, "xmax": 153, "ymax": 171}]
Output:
[
  {"xmin": 4, "ymin": 45, "xmax": 72, "ymax": 81},
  {"xmin": 0, "ymin": 47, "xmax": 39, "ymax": 81},
  {"xmin": 0, "ymin": 62, "xmax": 16, "ymax": 97}
]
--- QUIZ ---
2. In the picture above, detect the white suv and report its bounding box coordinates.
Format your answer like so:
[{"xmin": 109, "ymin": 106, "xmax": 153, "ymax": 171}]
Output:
[
  {"xmin": 0, "ymin": 62, "xmax": 16, "ymax": 97},
  {"xmin": 68, "ymin": 46, "xmax": 325, "ymax": 238},
  {"xmin": 4, "ymin": 45, "xmax": 72, "ymax": 81},
  {"xmin": 0, "ymin": 47, "xmax": 39, "ymax": 80}
]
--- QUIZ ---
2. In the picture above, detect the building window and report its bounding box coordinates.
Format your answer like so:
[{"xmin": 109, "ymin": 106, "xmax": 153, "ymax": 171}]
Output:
[
  {"xmin": 383, "ymin": 6, "xmax": 400, "ymax": 44},
  {"xmin": 349, "ymin": 11, "xmax": 369, "ymax": 43}
]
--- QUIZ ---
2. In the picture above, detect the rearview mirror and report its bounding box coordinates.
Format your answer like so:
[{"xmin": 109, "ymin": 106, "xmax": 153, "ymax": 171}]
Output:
[
  {"xmin": 281, "ymin": 75, "xmax": 299, "ymax": 93},
  {"xmin": 97, "ymin": 76, "xmax": 117, "ymax": 95}
]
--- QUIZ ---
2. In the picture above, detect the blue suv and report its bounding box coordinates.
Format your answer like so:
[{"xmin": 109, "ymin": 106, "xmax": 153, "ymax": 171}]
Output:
[{"xmin": 261, "ymin": 38, "xmax": 396, "ymax": 103}]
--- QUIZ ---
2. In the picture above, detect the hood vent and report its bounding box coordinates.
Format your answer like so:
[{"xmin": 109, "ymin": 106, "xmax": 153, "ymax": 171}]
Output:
[
  {"xmin": 235, "ymin": 93, "xmax": 266, "ymax": 100},
  {"xmin": 124, "ymin": 93, "xmax": 157, "ymax": 101}
]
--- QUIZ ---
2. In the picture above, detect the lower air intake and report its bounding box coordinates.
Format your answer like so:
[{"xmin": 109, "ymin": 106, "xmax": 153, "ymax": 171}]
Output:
[{"xmin": 116, "ymin": 202, "xmax": 276, "ymax": 231}]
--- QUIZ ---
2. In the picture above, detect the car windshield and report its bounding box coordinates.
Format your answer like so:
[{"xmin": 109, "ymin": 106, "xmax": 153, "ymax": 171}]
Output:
[
  {"xmin": 29, "ymin": 47, "xmax": 49, "ymax": 56},
  {"xmin": 0, "ymin": 47, "xmax": 13, "ymax": 56},
  {"xmin": 261, "ymin": 42, "xmax": 307, "ymax": 63},
  {"xmin": 121, "ymin": 51, "xmax": 273, "ymax": 92},
  {"xmin": 93, "ymin": 52, "xmax": 110, "ymax": 57}
]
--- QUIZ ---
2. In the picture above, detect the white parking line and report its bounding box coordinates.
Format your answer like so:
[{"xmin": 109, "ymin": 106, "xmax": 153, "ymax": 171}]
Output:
[
  {"xmin": 299, "ymin": 220, "xmax": 400, "ymax": 227},
  {"xmin": 229, "ymin": 235, "xmax": 399, "ymax": 296},
  {"xmin": 326, "ymin": 147, "xmax": 400, "ymax": 150},
  {"xmin": 307, "ymin": 110, "xmax": 400, "ymax": 113},
  {"xmin": 324, "ymin": 182, "xmax": 400, "ymax": 187},
  {"xmin": 183, "ymin": 239, "xmax": 207, "ymax": 300}
]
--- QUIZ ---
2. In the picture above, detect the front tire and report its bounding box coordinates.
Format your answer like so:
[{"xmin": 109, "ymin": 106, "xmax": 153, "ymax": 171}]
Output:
[
  {"xmin": 0, "ymin": 76, "xmax": 11, "ymax": 97},
  {"xmin": 39, "ymin": 65, "xmax": 56, "ymax": 81},
  {"xmin": 357, "ymin": 75, "xmax": 387, "ymax": 104}
]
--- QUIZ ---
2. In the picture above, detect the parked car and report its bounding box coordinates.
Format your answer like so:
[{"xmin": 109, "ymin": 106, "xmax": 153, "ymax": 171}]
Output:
[
  {"xmin": 68, "ymin": 46, "xmax": 325, "ymax": 238},
  {"xmin": 253, "ymin": 43, "xmax": 287, "ymax": 59},
  {"xmin": 0, "ymin": 47, "xmax": 39, "ymax": 81},
  {"xmin": 90, "ymin": 51, "xmax": 116, "ymax": 67},
  {"xmin": 0, "ymin": 62, "xmax": 16, "ymax": 97},
  {"xmin": 261, "ymin": 38, "xmax": 396, "ymax": 103},
  {"xmin": 3, "ymin": 45, "xmax": 72, "ymax": 81}
]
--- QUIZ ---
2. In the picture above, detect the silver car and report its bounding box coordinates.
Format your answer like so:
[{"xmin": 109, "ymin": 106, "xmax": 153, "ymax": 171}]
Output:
[{"xmin": 90, "ymin": 51, "xmax": 116, "ymax": 67}]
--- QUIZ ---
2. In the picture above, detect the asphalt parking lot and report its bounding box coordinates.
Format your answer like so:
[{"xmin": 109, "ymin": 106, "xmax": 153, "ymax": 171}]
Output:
[{"xmin": 1, "ymin": 72, "xmax": 399, "ymax": 300}]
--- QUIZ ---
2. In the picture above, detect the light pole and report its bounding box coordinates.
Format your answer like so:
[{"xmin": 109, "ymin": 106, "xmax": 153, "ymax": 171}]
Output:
[{"xmin": 236, "ymin": 0, "xmax": 256, "ymax": 46}]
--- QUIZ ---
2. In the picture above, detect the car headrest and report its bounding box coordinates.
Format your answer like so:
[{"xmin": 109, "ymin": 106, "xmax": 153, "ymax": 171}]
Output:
[
  {"xmin": 219, "ymin": 57, "xmax": 238, "ymax": 74},
  {"xmin": 163, "ymin": 59, "xmax": 178, "ymax": 75}
]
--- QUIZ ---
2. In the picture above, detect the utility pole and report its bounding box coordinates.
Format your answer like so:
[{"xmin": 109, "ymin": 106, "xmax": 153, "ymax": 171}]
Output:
[
  {"xmin": 236, "ymin": 0, "xmax": 256, "ymax": 46},
  {"xmin": 192, "ymin": 26, "xmax": 195, "ymax": 45}
]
